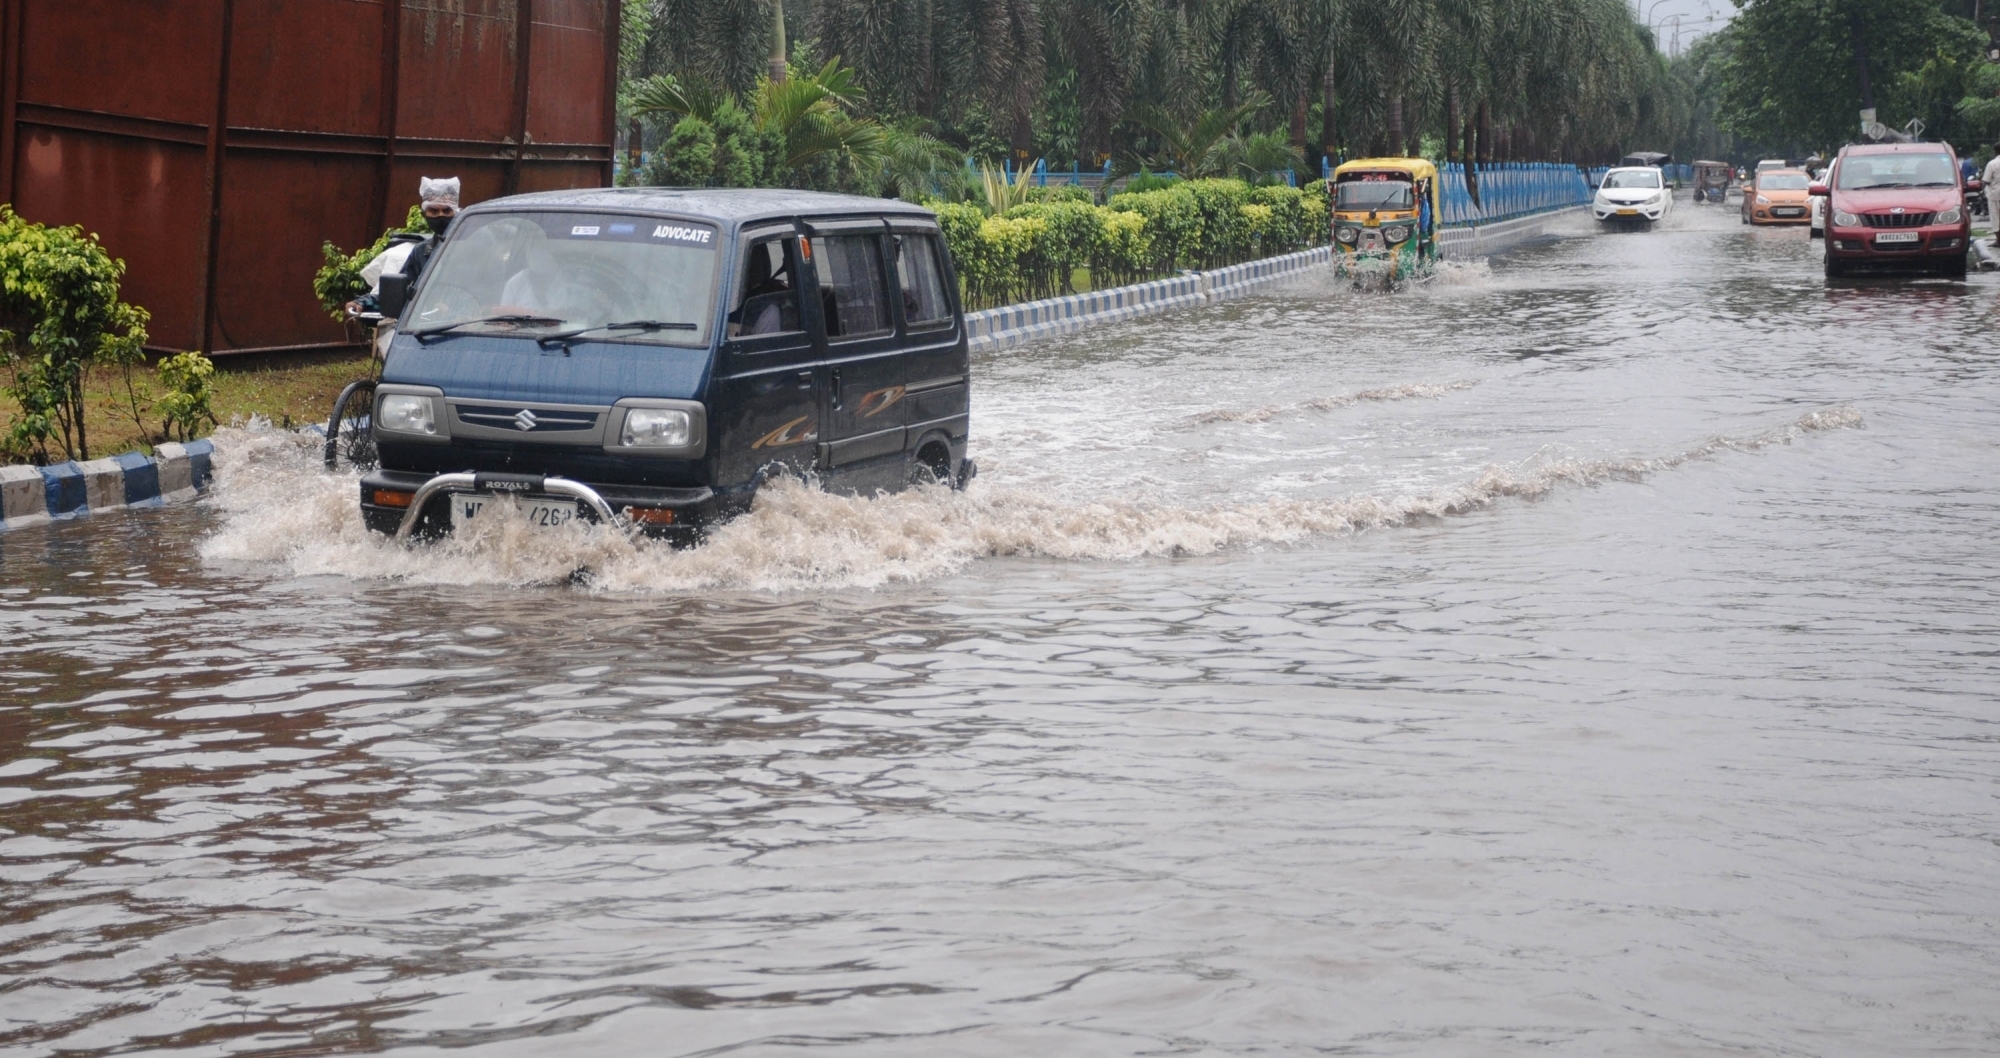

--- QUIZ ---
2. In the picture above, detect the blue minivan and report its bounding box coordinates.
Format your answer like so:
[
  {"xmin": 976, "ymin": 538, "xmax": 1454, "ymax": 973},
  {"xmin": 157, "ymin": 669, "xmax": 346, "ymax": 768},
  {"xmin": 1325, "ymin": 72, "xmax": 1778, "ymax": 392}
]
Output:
[{"xmin": 358, "ymin": 188, "xmax": 971, "ymax": 540}]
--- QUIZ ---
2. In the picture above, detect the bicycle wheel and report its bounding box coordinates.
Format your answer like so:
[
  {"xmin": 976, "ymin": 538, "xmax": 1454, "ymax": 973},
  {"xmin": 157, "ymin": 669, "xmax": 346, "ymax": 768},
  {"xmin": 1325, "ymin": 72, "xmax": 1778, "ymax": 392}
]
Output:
[{"xmin": 324, "ymin": 379, "xmax": 379, "ymax": 472}]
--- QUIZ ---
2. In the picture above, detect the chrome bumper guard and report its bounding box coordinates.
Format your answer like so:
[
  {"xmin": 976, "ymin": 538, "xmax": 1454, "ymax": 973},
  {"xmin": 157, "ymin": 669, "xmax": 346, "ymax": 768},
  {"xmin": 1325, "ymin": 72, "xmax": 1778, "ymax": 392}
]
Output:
[{"xmin": 395, "ymin": 472, "xmax": 622, "ymax": 541}]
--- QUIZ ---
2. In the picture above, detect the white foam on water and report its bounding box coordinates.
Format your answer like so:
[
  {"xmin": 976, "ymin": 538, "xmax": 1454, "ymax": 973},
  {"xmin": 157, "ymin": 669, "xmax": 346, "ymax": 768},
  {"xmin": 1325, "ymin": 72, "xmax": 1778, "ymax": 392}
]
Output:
[
  {"xmin": 198, "ymin": 406, "xmax": 1864, "ymax": 594},
  {"xmin": 1185, "ymin": 380, "xmax": 1477, "ymax": 426}
]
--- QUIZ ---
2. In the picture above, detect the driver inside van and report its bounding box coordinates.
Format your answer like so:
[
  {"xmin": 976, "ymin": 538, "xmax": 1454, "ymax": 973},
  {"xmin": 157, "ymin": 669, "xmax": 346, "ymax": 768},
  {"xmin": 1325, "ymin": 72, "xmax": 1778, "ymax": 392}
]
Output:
[
  {"xmin": 729, "ymin": 240, "xmax": 796, "ymax": 336},
  {"xmin": 497, "ymin": 245, "xmax": 583, "ymax": 318}
]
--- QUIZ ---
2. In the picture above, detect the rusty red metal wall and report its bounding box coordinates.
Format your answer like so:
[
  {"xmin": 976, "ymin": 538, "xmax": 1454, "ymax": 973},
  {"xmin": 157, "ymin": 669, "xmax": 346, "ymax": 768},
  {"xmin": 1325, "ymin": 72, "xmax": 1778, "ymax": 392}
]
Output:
[{"xmin": 0, "ymin": 0, "xmax": 620, "ymax": 356}]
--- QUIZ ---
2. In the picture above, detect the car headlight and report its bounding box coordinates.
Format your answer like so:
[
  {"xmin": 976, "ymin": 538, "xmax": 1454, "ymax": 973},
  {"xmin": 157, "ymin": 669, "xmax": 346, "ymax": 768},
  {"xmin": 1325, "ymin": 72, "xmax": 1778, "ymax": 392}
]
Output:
[
  {"xmin": 1935, "ymin": 205, "xmax": 1962, "ymax": 224},
  {"xmin": 1832, "ymin": 209, "xmax": 1859, "ymax": 227},
  {"xmin": 1383, "ymin": 225, "xmax": 1411, "ymax": 243},
  {"xmin": 1335, "ymin": 226, "xmax": 1359, "ymax": 244},
  {"xmin": 1756, "ymin": 195, "xmax": 1770, "ymax": 205},
  {"xmin": 620, "ymin": 408, "xmax": 692, "ymax": 448},
  {"xmin": 378, "ymin": 394, "xmax": 436, "ymax": 435}
]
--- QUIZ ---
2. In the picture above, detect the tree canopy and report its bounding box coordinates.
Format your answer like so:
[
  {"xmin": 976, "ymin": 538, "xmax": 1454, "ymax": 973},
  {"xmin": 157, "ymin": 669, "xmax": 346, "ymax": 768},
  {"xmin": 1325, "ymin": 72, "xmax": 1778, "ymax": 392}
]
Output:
[
  {"xmin": 616, "ymin": 0, "xmax": 1700, "ymax": 196},
  {"xmin": 1716, "ymin": 0, "xmax": 1983, "ymax": 155}
]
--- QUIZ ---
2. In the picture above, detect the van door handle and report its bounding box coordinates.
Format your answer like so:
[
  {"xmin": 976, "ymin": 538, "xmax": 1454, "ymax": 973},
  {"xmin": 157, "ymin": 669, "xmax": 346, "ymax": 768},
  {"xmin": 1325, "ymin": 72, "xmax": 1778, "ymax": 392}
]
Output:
[
  {"xmin": 795, "ymin": 370, "xmax": 812, "ymax": 390},
  {"xmin": 830, "ymin": 369, "xmax": 843, "ymax": 409}
]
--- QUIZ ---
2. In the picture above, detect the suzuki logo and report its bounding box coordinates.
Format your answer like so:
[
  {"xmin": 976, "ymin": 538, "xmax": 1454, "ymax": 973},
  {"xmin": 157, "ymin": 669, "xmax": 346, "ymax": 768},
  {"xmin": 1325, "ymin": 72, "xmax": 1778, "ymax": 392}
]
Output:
[{"xmin": 513, "ymin": 408, "xmax": 539, "ymax": 431}]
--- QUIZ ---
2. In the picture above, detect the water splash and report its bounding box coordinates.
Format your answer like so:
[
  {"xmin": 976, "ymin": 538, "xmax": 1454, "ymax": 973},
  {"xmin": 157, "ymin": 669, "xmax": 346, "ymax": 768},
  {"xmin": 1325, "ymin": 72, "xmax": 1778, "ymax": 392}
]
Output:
[{"xmin": 199, "ymin": 406, "xmax": 1863, "ymax": 593}]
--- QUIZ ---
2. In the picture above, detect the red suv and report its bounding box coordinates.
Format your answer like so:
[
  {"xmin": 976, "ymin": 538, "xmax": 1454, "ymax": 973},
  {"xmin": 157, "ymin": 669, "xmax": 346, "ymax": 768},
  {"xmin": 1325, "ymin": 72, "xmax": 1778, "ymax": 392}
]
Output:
[{"xmin": 1815, "ymin": 143, "xmax": 1974, "ymax": 279}]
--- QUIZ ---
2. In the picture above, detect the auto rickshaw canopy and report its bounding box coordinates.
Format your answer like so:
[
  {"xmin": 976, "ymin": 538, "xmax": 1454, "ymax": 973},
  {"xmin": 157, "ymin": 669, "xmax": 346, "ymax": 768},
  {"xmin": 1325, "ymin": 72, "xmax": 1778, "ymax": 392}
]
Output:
[{"xmin": 1333, "ymin": 157, "xmax": 1441, "ymax": 184}]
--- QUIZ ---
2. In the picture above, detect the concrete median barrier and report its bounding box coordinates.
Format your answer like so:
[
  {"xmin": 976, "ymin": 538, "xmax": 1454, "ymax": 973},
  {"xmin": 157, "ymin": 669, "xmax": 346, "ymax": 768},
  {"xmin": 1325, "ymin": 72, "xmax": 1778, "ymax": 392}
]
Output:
[{"xmin": 0, "ymin": 439, "xmax": 213, "ymax": 530}]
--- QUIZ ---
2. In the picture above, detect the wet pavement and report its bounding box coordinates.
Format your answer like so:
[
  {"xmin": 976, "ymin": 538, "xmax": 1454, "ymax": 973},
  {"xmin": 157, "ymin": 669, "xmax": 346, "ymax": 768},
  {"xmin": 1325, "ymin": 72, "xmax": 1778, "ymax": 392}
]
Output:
[{"xmin": 3, "ymin": 203, "xmax": 1998, "ymax": 1055}]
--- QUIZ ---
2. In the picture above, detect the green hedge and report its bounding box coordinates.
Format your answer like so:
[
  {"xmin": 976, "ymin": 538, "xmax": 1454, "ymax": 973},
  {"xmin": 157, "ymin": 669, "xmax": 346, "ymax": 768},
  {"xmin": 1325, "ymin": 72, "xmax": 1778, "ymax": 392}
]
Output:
[{"xmin": 930, "ymin": 178, "xmax": 1329, "ymax": 310}]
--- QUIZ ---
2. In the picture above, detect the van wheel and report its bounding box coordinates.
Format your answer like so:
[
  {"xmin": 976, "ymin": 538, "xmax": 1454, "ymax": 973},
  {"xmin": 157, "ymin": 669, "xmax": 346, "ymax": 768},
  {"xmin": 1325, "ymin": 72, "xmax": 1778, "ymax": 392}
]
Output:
[
  {"xmin": 1824, "ymin": 254, "xmax": 1848, "ymax": 279},
  {"xmin": 1940, "ymin": 254, "xmax": 1968, "ymax": 280},
  {"xmin": 911, "ymin": 441, "xmax": 952, "ymax": 486}
]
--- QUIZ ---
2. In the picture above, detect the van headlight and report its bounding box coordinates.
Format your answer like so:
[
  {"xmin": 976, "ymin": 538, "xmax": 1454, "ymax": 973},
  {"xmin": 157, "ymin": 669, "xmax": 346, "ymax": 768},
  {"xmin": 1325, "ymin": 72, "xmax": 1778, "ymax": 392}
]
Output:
[
  {"xmin": 621, "ymin": 408, "xmax": 691, "ymax": 447},
  {"xmin": 378, "ymin": 394, "xmax": 437, "ymax": 435},
  {"xmin": 607, "ymin": 399, "xmax": 706, "ymax": 457},
  {"xmin": 1383, "ymin": 225, "xmax": 1411, "ymax": 243},
  {"xmin": 1935, "ymin": 205, "xmax": 1962, "ymax": 224},
  {"xmin": 1832, "ymin": 209, "xmax": 1860, "ymax": 226}
]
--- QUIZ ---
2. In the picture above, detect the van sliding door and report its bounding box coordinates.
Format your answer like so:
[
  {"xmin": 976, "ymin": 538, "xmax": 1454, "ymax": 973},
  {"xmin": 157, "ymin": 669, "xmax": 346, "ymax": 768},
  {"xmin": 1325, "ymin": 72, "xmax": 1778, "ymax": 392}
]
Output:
[{"xmin": 804, "ymin": 220, "xmax": 907, "ymax": 489}]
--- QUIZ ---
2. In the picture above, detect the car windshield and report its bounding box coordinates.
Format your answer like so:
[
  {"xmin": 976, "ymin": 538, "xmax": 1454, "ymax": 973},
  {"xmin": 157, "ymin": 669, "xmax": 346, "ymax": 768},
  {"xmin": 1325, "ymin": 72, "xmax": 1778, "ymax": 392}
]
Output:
[
  {"xmin": 1602, "ymin": 170, "xmax": 1662, "ymax": 189},
  {"xmin": 1336, "ymin": 179, "xmax": 1415, "ymax": 211},
  {"xmin": 406, "ymin": 212, "xmax": 719, "ymax": 345},
  {"xmin": 1836, "ymin": 153, "xmax": 1957, "ymax": 190},
  {"xmin": 1760, "ymin": 173, "xmax": 1810, "ymax": 190}
]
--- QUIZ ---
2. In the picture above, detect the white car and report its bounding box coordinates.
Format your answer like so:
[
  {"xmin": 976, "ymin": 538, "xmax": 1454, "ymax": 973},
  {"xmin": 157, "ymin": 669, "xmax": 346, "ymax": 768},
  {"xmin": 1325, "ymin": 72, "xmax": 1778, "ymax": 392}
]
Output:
[{"xmin": 1593, "ymin": 166, "xmax": 1673, "ymax": 225}]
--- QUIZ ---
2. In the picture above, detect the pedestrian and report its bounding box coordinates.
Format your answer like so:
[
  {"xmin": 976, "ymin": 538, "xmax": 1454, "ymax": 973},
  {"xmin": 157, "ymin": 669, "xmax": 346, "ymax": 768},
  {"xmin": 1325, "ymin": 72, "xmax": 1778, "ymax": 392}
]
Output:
[{"xmin": 346, "ymin": 176, "xmax": 461, "ymax": 317}]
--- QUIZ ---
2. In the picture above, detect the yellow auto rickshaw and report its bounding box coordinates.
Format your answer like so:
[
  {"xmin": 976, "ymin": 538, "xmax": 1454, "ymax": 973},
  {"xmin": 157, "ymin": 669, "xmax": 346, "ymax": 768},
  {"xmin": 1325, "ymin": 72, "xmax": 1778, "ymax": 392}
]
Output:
[{"xmin": 1331, "ymin": 157, "xmax": 1442, "ymax": 283}]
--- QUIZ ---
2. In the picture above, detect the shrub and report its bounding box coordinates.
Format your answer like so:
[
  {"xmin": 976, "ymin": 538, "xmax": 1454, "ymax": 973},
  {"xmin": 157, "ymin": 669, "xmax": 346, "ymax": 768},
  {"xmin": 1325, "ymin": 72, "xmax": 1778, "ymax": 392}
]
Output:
[
  {"xmin": 1092, "ymin": 210, "xmax": 1153, "ymax": 287},
  {"xmin": 1026, "ymin": 184, "xmax": 1095, "ymax": 205},
  {"xmin": 972, "ymin": 214, "xmax": 1046, "ymax": 307},
  {"xmin": 1301, "ymin": 179, "xmax": 1332, "ymax": 244},
  {"xmin": 1006, "ymin": 200, "xmax": 1103, "ymax": 295},
  {"xmin": 314, "ymin": 205, "xmax": 427, "ymax": 323},
  {"xmin": 1249, "ymin": 184, "xmax": 1313, "ymax": 253},
  {"xmin": 1183, "ymin": 178, "xmax": 1253, "ymax": 267},
  {"xmin": 0, "ymin": 206, "xmax": 150, "ymax": 464},
  {"xmin": 1107, "ymin": 186, "xmax": 1203, "ymax": 272},
  {"xmin": 651, "ymin": 115, "xmax": 719, "ymax": 186},
  {"xmin": 155, "ymin": 351, "xmax": 217, "ymax": 442}
]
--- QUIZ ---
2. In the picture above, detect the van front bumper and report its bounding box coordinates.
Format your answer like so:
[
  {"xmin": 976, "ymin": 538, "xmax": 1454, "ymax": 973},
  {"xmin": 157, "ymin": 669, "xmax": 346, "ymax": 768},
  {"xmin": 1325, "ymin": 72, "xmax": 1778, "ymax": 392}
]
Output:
[{"xmin": 360, "ymin": 469, "xmax": 718, "ymax": 539}]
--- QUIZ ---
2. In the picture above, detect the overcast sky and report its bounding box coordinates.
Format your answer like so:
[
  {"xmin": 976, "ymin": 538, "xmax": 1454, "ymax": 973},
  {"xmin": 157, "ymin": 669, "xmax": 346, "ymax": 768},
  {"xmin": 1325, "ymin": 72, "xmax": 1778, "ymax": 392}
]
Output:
[{"xmin": 1635, "ymin": 0, "xmax": 1731, "ymax": 56}]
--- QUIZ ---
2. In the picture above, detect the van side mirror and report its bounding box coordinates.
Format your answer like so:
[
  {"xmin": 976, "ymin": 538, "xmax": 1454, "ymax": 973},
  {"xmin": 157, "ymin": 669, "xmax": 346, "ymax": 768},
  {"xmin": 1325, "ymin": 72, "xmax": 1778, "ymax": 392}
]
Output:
[
  {"xmin": 379, "ymin": 272, "xmax": 411, "ymax": 318},
  {"xmin": 1808, "ymin": 182, "xmax": 1829, "ymax": 197}
]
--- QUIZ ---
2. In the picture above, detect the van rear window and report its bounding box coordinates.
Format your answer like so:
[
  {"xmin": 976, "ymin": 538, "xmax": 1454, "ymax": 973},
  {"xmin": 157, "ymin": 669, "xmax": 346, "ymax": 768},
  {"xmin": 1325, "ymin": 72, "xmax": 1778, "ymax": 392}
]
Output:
[{"xmin": 406, "ymin": 212, "xmax": 720, "ymax": 345}]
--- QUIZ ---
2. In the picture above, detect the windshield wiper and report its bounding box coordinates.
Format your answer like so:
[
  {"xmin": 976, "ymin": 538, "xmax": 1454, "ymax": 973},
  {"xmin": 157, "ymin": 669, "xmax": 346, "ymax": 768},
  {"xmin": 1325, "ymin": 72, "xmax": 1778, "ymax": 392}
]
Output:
[
  {"xmin": 410, "ymin": 314, "xmax": 565, "ymax": 343},
  {"xmin": 535, "ymin": 319, "xmax": 699, "ymax": 347}
]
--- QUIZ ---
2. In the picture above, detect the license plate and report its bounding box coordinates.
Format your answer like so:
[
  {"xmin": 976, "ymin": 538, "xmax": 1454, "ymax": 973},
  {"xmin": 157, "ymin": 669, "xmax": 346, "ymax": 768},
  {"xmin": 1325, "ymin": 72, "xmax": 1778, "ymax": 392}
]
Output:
[
  {"xmin": 1616, "ymin": 209, "xmax": 1638, "ymax": 216},
  {"xmin": 1875, "ymin": 231, "xmax": 1919, "ymax": 244},
  {"xmin": 1773, "ymin": 208, "xmax": 1803, "ymax": 217},
  {"xmin": 449, "ymin": 493, "xmax": 578, "ymax": 530}
]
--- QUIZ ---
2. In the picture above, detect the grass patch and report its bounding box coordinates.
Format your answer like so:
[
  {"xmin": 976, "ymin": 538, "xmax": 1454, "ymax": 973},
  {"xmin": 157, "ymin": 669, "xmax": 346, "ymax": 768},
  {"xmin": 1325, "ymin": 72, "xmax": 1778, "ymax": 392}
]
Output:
[{"xmin": 2, "ymin": 355, "xmax": 374, "ymax": 463}]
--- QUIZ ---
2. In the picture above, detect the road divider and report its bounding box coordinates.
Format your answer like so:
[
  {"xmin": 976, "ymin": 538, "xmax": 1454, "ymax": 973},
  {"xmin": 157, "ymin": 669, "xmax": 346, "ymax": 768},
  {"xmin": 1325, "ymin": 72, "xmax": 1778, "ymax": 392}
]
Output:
[{"xmin": 0, "ymin": 440, "xmax": 212, "ymax": 529}]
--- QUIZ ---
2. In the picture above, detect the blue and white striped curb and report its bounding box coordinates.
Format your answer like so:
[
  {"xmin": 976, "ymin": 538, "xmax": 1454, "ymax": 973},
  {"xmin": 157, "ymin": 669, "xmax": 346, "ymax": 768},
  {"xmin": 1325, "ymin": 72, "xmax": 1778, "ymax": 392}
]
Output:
[
  {"xmin": 966, "ymin": 247, "xmax": 1332, "ymax": 353},
  {"xmin": 0, "ymin": 439, "xmax": 213, "ymax": 530}
]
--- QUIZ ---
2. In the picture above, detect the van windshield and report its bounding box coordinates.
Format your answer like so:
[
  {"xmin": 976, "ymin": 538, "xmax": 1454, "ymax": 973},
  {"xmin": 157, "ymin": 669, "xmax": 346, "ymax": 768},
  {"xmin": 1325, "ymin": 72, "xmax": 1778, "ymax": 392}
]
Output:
[
  {"xmin": 1336, "ymin": 179, "xmax": 1415, "ymax": 211},
  {"xmin": 1836, "ymin": 153, "xmax": 1957, "ymax": 190},
  {"xmin": 406, "ymin": 212, "xmax": 719, "ymax": 345}
]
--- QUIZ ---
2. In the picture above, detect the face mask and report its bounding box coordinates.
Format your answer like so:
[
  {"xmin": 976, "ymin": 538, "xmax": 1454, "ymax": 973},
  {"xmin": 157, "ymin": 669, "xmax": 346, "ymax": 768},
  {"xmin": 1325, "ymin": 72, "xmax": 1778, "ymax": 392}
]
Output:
[{"xmin": 426, "ymin": 213, "xmax": 452, "ymax": 235}]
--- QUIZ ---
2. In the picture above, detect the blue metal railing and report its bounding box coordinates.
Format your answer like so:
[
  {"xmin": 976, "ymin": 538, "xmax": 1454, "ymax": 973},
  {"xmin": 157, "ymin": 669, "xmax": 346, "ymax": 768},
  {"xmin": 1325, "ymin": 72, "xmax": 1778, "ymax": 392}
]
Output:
[{"xmin": 1438, "ymin": 162, "xmax": 1594, "ymax": 227}]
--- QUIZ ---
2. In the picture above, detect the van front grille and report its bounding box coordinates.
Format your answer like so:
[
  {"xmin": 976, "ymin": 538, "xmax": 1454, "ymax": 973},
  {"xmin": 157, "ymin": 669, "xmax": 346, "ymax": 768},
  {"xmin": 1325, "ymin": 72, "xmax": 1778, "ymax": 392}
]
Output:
[{"xmin": 455, "ymin": 404, "xmax": 599, "ymax": 434}]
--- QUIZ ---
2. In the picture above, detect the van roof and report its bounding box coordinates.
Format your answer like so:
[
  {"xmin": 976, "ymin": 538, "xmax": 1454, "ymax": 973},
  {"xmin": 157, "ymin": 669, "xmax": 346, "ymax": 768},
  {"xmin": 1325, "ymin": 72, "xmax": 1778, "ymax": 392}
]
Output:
[{"xmin": 460, "ymin": 187, "xmax": 939, "ymax": 226}]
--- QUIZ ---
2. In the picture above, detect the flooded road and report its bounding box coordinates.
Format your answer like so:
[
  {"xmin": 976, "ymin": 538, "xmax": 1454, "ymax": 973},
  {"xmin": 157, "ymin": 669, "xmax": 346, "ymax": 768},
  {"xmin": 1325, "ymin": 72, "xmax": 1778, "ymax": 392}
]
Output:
[{"xmin": 5, "ymin": 204, "xmax": 1998, "ymax": 1055}]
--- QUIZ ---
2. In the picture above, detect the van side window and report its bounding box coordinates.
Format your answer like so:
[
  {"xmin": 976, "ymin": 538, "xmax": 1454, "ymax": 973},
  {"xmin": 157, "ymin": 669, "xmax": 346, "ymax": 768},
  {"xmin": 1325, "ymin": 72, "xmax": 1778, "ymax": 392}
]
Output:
[
  {"xmin": 729, "ymin": 237, "xmax": 801, "ymax": 338},
  {"xmin": 809, "ymin": 235, "xmax": 890, "ymax": 340},
  {"xmin": 895, "ymin": 235, "xmax": 951, "ymax": 328}
]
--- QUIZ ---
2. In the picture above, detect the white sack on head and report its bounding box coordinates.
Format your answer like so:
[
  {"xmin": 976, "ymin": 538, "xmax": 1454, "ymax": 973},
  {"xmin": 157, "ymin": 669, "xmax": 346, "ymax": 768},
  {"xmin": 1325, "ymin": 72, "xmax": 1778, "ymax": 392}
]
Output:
[{"xmin": 419, "ymin": 176, "xmax": 461, "ymax": 207}]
